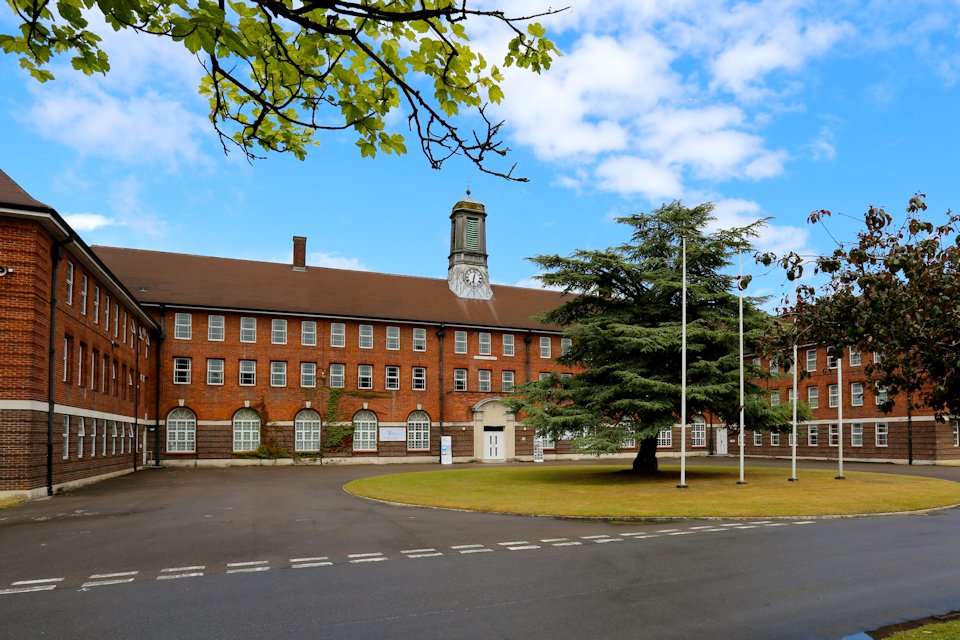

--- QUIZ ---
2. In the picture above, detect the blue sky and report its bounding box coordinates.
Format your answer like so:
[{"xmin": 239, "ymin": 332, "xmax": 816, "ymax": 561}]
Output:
[{"xmin": 2, "ymin": 0, "xmax": 960, "ymax": 309}]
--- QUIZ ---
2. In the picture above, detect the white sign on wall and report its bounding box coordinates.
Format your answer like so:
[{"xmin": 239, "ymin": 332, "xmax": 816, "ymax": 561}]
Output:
[
  {"xmin": 533, "ymin": 436, "xmax": 544, "ymax": 463},
  {"xmin": 441, "ymin": 435, "xmax": 453, "ymax": 464},
  {"xmin": 379, "ymin": 427, "xmax": 406, "ymax": 442}
]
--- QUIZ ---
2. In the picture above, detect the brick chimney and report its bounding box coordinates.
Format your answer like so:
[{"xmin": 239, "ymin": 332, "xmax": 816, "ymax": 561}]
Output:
[{"xmin": 293, "ymin": 236, "xmax": 307, "ymax": 271}]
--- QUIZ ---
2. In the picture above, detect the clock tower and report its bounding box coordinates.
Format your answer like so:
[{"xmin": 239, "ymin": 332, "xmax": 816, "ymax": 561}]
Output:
[{"xmin": 447, "ymin": 191, "xmax": 493, "ymax": 300}]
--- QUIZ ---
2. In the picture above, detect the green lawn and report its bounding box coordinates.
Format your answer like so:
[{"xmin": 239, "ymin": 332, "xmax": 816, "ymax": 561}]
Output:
[
  {"xmin": 344, "ymin": 465, "xmax": 960, "ymax": 518},
  {"xmin": 885, "ymin": 619, "xmax": 960, "ymax": 639}
]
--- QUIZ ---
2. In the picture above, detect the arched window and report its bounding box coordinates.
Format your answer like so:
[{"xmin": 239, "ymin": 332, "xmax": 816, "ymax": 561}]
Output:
[
  {"xmin": 295, "ymin": 409, "xmax": 321, "ymax": 452},
  {"xmin": 406, "ymin": 410, "xmax": 430, "ymax": 451},
  {"xmin": 353, "ymin": 410, "xmax": 377, "ymax": 452},
  {"xmin": 167, "ymin": 408, "xmax": 197, "ymax": 453},
  {"xmin": 691, "ymin": 415, "xmax": 707, "ymax": 447},
  {"xmin": 233, "ymin": 408, "xmax": 261, "ymax": 452}
]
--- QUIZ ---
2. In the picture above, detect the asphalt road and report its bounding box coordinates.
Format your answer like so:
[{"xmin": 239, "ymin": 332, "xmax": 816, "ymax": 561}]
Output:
[{"xmin": 1, "ymin": 459, "xmax": 959, "ymax": 639}]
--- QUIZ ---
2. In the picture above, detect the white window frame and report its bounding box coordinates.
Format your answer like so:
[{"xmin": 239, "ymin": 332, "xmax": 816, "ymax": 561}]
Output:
[
  {"xmin": 111, "ymin": 421, "xmax": 117, "ymax": 455},
  {"xmin": 173, "ymin": 358, "xmax": 191, "ymax": 384},
  {"xmin": 412, "ymin": 367, "xmax": 426, "ymax": 391},
  {"xmin": 406, "ymin": 410, "xmax": 430, "ymax": 451},
  {"xmin": 270, "ymin": 361, "xmax": 287, "ymax": 387},
  {"xmin": 330, "ymin": 322, "xmax": 345, "ymax": 347},
  {"xmin": 540, "ymin": 336, "xmax": 551, "ymax": 359},
  {"xmin": 691, "ymin": 417, "xmax": 706, "ymax": 447},
  {"xmin": 352, "ymin": 410, "xmax": 377, "ymax": 452},
  {"xmin": 771, "ymin": 432, "xmax": 780, "ymax": 446},
  {"xmin": 808, "ymin": 424, "xmax": 819, "ymax": 446},
  {"xmin": 66, "ymin": 262, "xmax": 74, "ymax": 305},
  {"xmin": 80, "ymin": 275, "xmax": 88, "ymax": 314},
  {"xmin": 769, "ymin": 358, "xmax": 779, "ymax": 374},
  {"xmin": 294, "ymin": 409, "xmax": 321, "ymax": 452},
  {"xmin": 806, "ymin": 348, "xmax": 817, "ymax": 372},
  {"xmin": 301, "ymin": 321, "xmax": 317, "ymax": 346},
  {"xmin": 808, "ymin": 386, "xmax": 819, "ymax": 409},
  {"xmin": 827, "ymin": 352, "xmax": 838, "ymax": 369},
  {"xmin": 770, "ymin": 391, "xmax": 781, "ymax": 407},
  {"xmin": 208, "ymin": 315, "xmax": 225, "ymax": 341},
  {"xmin": 272, "ymin": 319, "xmax": 287, "ymax": 345},
  {"xmin": 301, "ymin": 362, "xmax": 317, "ymax": 388},
  {"xmin": 240, "ymin": 317, "xmax": 257, "ymax": 343},
  {"xmin": 849, "ymin": 348, "xmax": 861, "ymax": 366},
  {"xmin": 412, "ymin": 328, "xmax": 427, "ymax": 351},
  {"xmin": 478, "ymin": 332, "xmax": 491, "ymax": 355},
  {"xmin": 385, "ymin": 365, "xmax": 400, "ymax": 390},
  {"xmin": 102, "ymin": 419, "xmax": 107, "ymax": 453},
  {"xmin": 166, "ymin": 407, "xmax": 197, "ymax": 453},
  {"xmin": 206, "ymin": 358, "xmax": 224, "ymax": 385},
  {"xmin": 358, "ymin": 365, "xmax": 373, "ymax": 389},
  {"xmin": 478, "ymin": 369, "xmax": 491, "ymax": 392},
  {"xmin": 77, "ymin": 417, "xmax": 85, "ymax": 459},
  {"xmin": 359, "ymin": 324, "xmax": 373, "ymax": 349},
  {"xmin": 876, "ymin": 423, "xmax": 888, "ymax": 447},
  {"xmin": 454, "ymin": 330, "xmax": 467, "ymax": 354},
  {"xmin": 502, "ymin": 334, "xmax": 515, "ymax": 356},
  {"xmin": 851, "ymin": 423, "xmax": 863, "ymax": 447},
  {"xmin": 753, "ymin": 431, "xmax": 763, "ymax": 446},
  {"xmin": 657, "ymin": 428, "xmax": 672, "ymax": 448},
  {"xmin": 502, "ymin": 370, "xmax": 515, "ymax": 393},
  {"xmin": 62, "ymin": 416, "xmax": 70, "ymax": 459},
  {"xmin": 851, "ymin": 382, "xmax": 864, "ymax": 406},
  {"xmin": 954, "ymin": 419, "xmax": 959, "ymax": 447},
  {"xmin": 561, "ymin": 338, "xmax": 572, "ymax": 356},
  {"xmin": 90, "ymin": 418, "xmax": 97, "ymax": 457},
  {"xmin": 174, "ymin": 313, "xmax": 192, "ymax": 340},
  {"xmin": 386, "ymin": 326, "xmax": 400, "ymax": 350},
  {"xmin": 453, "ymin": 368, "xmax": 467, "ymax": 391},
  {"xmin": 93, "ymin": 285, "xmax": 100, "ymax": 323},
  {"xmin": 233, "ymin": 408, "xmax": 261, "ymax": 452},
  {"xmin": 104, "ymin": 295, "xmax": 110, "ymax": 333},
  {"xmin": 239, "ymin": 360, "xmax": 256, "ymax": 386},
  {"xmin": 875, "ymin": 384, "xmax": 888, "ymax": 405},
  {"xmin": 329, "ymin": 364, "xmax": 345, "ymax": 388},
  {"xmin": 829, "ymin": 423, "xmax": 839, "ymax": 447},
  {"xmin": 828, "ymin": 384, "xmax": 839, "ymax": 408}
]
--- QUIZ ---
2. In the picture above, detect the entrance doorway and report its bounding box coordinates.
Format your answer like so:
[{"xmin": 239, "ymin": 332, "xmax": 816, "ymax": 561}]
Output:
[
  {"xmin": 716, "ymin": 428, "xmax": 728, "ymax": 455},
  {"xmin": 484, "ymin": 427, "xmax": 505, "ymax": 461}
]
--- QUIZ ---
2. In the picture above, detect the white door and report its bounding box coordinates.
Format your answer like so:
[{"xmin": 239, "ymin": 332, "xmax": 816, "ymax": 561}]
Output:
[
  {"xmin": 484, "ymin": 430, "xmax": 504, "ymax": 461},
  {"xmin": 716, "ymin": 428, "xmax": 728, "ymax": 455}
]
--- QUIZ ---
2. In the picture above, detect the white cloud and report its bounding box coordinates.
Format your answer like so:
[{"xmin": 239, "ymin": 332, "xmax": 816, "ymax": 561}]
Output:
[
  {"xmin": 808, "ymin": 126, "xmax": 837, "ymax": 161},
  {"xmin": 594, "ymin": 156, "xmax": 683, "ymax": 200},
  {"xmin": 107, "ymin": 177, "xmax": 167, "ymax": 237},
  {"xmin": 308, "ymin": 252, "xmax": 369, "ymax": 271},
  {"xmin": 710, "ymin": 198, "xmax": 812, "ymax": 257},
  {"xmin": 505, "ymin": 276, "xmax": 564, "ymax": 291},
  {"xmin": 63, "ymin": 212, "xmax": 115, "ymax": 232}
]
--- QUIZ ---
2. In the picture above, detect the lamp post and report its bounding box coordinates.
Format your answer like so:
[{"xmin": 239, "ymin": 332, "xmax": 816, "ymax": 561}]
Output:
[
  {"xmin": 678, "ymin": 235, "xmax": 688, "ymax": 489},
  {"xmin": 737, "ymin": 252, "xmax": 746, "ymax": 485},
  {"xmin": 836, "ymin": 350, "xmax": 845, "ymax": 480},
  {"xmin": 789, "ymin": 340, "xmax": 799, "ymax": 481}
]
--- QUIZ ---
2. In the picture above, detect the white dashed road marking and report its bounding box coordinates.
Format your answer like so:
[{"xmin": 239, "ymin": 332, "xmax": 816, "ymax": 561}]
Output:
[
  {"xmin": 735, "ymin": 525, "xmax": 758, "ymax": 530},
  {"xmin": 552, "ymin": 541, "xmax": 583, "ymax": 547},
  {"xmin": 581, "ymin": 535, "xmax": 611, "ymax": 540},
  {"xmin": 656, "ymin": 529, "xmax": 680, "ymax": 533},
  {"xmin": 402, "ymin": 549, "xmax": 443, "ymax": 558},
  {"xmin": 669, "ymin": 532, "xmax": 694, "ymax": 536},
  {"xmin": 498, "ymin": 541, "xmax": 529, "ymax": 546},
  {"xmin": 451, "ymin": 544, "xmax": 485, "ymax": 550},
  {"xmin": 348, "ymin": 553, "xmax": 386, "ymax": 564},
  {"xmin": 459, "ymin": 548, "xmax": 492, "ymax": 554},
  {"xmin": 1, "ymin": 585, "xmax": 58, "ymax": 595},
  {"xmin": 794, "ymin": 521, "xmax": 816, "ymax": 525},
  {"xmin": 82, "ymin": 571, "xmax": 139, "ymax": 588},
  {"xmin": 507, "ymin": 545, "xmax": 540, "ymax": 551},
  {"xmin": 12, "ymin": 578, "xmax": 64, "ymax": 585},
  {"xmin": 688, "ymin": 526, "xmax": 717, "ymax": 530},
  {"xmin": 540, "ymin": 538, "xmax": 569, "ymax": 543},
  {"xmin": 291, "ymin": 557, "xmax": 332, "ymax": 569},
  {"xmin": 226, "ymin": 561, "xmax": 270, "ymax": 574}
]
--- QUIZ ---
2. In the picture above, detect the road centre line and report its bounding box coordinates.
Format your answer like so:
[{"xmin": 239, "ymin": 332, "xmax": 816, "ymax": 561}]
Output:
[
  {"xmin": 720, "ymin": 523, "xmax": 743, "ymax": 527},
  {"xmin": 764, "ymin": 523, "xmax": 789, "ymax": 527},
  {"xmin": 349, "ymin": 557, "xmax": 387, "ymax": 563},
  {"xmin": 735, "ymin": 525, "xmax": 758, "ymax": 529},
  {"xmin": 226, "ymin": 561, "xmax": 268, "ymax": 567},
  {"xmin": 656, "ymin": 529, "xmax": 680, "ymax": 533},
  {"xmin": 161, "ymin": 566, "xmax": 205, "ymax": 573},
  {"xmin": 552, "ymin": 541, "xmax": 582, "ymax": 546},
  {"xmin": 669, "ymin": 532, "xmax": 694, "ymax": 536},
  {"xmin": 82, "ymin": 578, "xmax": 135, "ymax": 588},
  {"xmin": 404, "ymin": 553, "xmax": 443, "ymax": 558},
  {"xmin": 451, "ymin": 544, "xmax": 485, "ymax": 549},
  {"xmin": 89, "ymin": 571, "xmax": 138, "ymax": 579},
  {"xmin": 688, "ymin": 526, "xmax": 717, "ymax": 530},
  {"xmin": 507, "ymin": 545, "xmax": 540, "ymax": 551},
  {"xmin": 498, "ymin": 541, "xmax": 529, "ymax": 546},
  {"xmin": 12, "ymin": 577, "xmax": 64, "ymax": 585},
  {"xmin": 292, "ymin": 562, "xmax": 333, "ymax": 569},
  {"xmin": 1, "ymin": 585, "xmax": 58, "ymax": 595},
  {"xmin": 289, "ymin": 557, "xmax": 328, "ymax": 563},
  {"xmin": 401, "ymin": 549, "xmax": 436, "ymax": 554},
  {"xmin": 581, "ymin": 535, "xmax": 611, "ymax": 539},
  {"xmin": 157, "ymin": 572, "xmax": 204, "ymax": 580},
  {"xmin": 226, "ymin": 567, "xmax": 270, "ymax": 574},
  {"xmin": 347, "ymin": 553, "xmax": 384, "ymax": 559},
  {"xmin": 594, "ymin": 538, "xmax": 622, "ymax": 543},
  {"xmin": 459, "ymin": 548, "xmax": 492, "ymax": 554},
  {"xmin": 794, "ymin": 521, "xmax": 816, "ymax": 525},
  {"xmin": 753, "ymin": 521, "xmax": 772, "ymax": 524},
  {"xmin": 540, "ymin": 538, "xmax": 569, "ymax": 542}
]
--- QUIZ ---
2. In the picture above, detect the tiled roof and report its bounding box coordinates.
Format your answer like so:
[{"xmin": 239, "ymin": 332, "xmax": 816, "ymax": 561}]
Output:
[
  {"xmin": 0, "ymin": 169, "xmax": 53, "ymax": 212},
  {"xmin": 93, "ymin": 246, "xmax": 569, "ymax": 332}
]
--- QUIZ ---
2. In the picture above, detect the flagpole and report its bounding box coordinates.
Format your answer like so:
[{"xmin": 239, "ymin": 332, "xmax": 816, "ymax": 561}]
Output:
[
  {"xmin": 789, "ymin": 340, "xmax": 799, "ymax": 481},
  {"xmin": 836, "ymin": 351, "xmax": 845, "ymax": 479},
  {"xmin": 678, "ymin": 235, "xmax": 688, "ymax": 489},
  {"xmin": 738, "ymin": 251, "xmax": 746, "ymax": 485}
]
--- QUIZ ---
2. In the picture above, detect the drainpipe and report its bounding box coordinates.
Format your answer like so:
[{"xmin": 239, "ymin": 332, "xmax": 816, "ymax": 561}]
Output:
[
  {"xmin": 47, "ymin": 236, "xmax": 75, "ymax": 496},
  {"xmin": 523, "ymin": 332, "xmax": 532, "ymax": 383},
  {"xmin": 436, "ymin": 324, "xmax": 445, "ymax": 462},
  {"xmin": 133, "ymin": 327, "xmax": 140, "ymax": 472},
  {"xmin": 154, "ymin": 305, "xmax": 165, "ymax": 466}
]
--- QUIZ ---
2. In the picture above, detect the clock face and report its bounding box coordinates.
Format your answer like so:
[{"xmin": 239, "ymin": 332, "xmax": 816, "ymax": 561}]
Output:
[{"xmin": 463, "ymin": 268, "xmax": 485, "ymax": 288}]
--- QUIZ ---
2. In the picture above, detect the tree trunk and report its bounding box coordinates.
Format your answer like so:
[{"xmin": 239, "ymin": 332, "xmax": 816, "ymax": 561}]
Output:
[{"xmin": 631, "ymin": 437, "xmax": 659, "ymax": 474}]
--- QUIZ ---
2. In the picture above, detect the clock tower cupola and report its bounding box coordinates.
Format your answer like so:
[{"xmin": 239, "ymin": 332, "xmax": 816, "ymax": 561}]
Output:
[{"xmin": 447, "ymin": 190, "xmax": 493, "ymax": 300}]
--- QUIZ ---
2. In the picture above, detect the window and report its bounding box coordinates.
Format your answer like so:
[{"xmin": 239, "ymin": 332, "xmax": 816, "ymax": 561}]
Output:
[
  {"xmin": 621, "ymin": 421, "xmax": 636, "ymax": 449},
  {"xmin": 691, "ymin": 417, "xmax": 706, "ymax": 447},
  {"xmin": 852, "ymin": 423, "xmax": 863, "ymax": 447},
  {"xmin": 808, "ymin": 386, "xmax": 819, "ymax": 409},
  {"xmin": 385, "ymin": 366, "xmax": 400, "ymax": 390},
  {"xmin": 101, "ymin": 419, "xmax": 107, "ymax": 453},
  {"xmin": 953, "ymin": 420, "xmax": 959, "ymax": 447},
  {"xmin": 62, "ymin": 416, "xmax": 70, "ymax": 459},
  {"xmin": 873, "ymin": 351, "xmax": 882, "ymax": 363},
  {"xmin": 128, "ymin": 424, "xmax": 134, "ymax": 454},
  {"xmin": 752, "ymin": 357, "xmax": 761, "ymax": 371},
  {"xmin": 93, "ymin": 286, "xmax": 100, "ymax": 323},
  {"xmin": 330, "ymin": 323, "xmax": 345, "ymax": 347},
  {"xmin": 301, "ymin": 321, "xmax": 317, "ymax": 346},
  {"xmin": 657, "ymin": 428, "xmax": 672, "ymax": 447},
  {"xmin": 207, "ymin": 359, "xmax": 224, "ymax": 385},
  {"xmin": 849, "ymin": 348, "xmax": 861, "ymax": 366},
  {"xmin": 876, "ymin": 423, "xmax": 888, "ymax": 447},
  {"xmin": 173, "ymin": 358, "xmax": 191, "ymax": 384},
  {"xmin": 386, "ymin": 326, "xmax": 400, "ymax": 350},
  {"xmin": 174, "ymin": 313, "xmax": 192, "ymax": 339},
  {"xmin": 167, "ymin": 408, "xmax": 196, "ymax": 453},
  {"xmin": 808, "ymin": 425, "xmax": 819, "ymax": 446},
  {"xmin": 301, "ymin": 362, "xmax": 316, "ymax": 388},
  {"xmin": 561, "ymin": 338, "xmax": 573, "ymax": 356},
  {"xmin": 771, "ymin": 432, "xmax": 780, "ymax": 446},
  {"xmin": 770, "ymin": 391, "xmax": 781, "ymax": 407},
  {"xmin": 502, "ymin": 370, "xmax": 515, "ymax": 392},
  {"xmin": 407, "ymin": 410, "xmax": 430, "ymax": 451},
  {"xmin": 502, "ymin": 334, "xmax": 515, "ymax": 356},
  {"xmin": 539, "ymin": 372, "xmax": 550, "ymax": 381},
  {"xmin": 769, "ymin": 358, "xmax": 779, "ymax": 374},
  {"xmin": 111, "ymin": 421, "xmax": 117, "ymax": 455},
  {"xmin": 542, "ymin": 432, "xmax": 555, "ymax": 449},
  {"xmin": 754, "ymin": 431, "xmax": 763, "ymax": 446},
  {"xmin": 62, "ymin": 336, "xmax": 72, "ymax": 382},
  {"xmin": 239, "ymin": 360, "xmax": 256, "ymax": 386},
  {"xmin": 119, "ymin": 421, "xmax": 126, "ymax": 454},
  {"xmin": 358, "ymin": 365, "xmax": 373, "ymax": 389},
  {"xmin": 294, "ymin": 409, "xmax": 321, "ymax": 452},
  {"xmin": 540, "ymin": 336, "xmax": 551, "ymax": 359},
  {"xmin": 827, "ymin": 352, "xmax": 838, "ymax": 369},
  {"xmin": 208, "ymin": 315, "xmax": 225, "ymax": 341},
  {"xmin": 80, "ymin": 275, "xmax": 88, "ymax": 314},
  {"xmin": 111, "ymin": 359, "xmax": 117, "ymax": 396},
  {"xmin": 329, "ymin": 364, "xmax": 345, "ymax": 388},
  {"xmin": 829, "ymin": 423, "xmax": 839, "ymax": 446},
  {"xmin": 104, "ymin": 295, "xmax": 110, "ymax": 333},
  {"xmin": 272, "ymin": 319, "xmax": 287, "ymax": 344},
  {"xmin": 65, "ymin": 262, "xmax": 74, "ymax": 305},
  {"xmin": 113, "ymin": 303, "xmax": 119, "ymax": 337},
  {"xmin": 453, "ymin": 368, "xmax": 467, "ymax": 391},
  {"xmin": 77, "ymin": 342, "xmax": 85, "ymax": 387},
  {"xmin": 270, "ymin": 361, "xmax": 287, "ymax": 387},
  {"xmin": 806, "ymin": 348, "xmax": 817, "ymax": 372},
  {"xmin": 478, "ymin": 332, "xmax": 491, "ymax": 355},
  {"xmin": 851, "ymin": 383, "xmax": 864, "ymax": 406},
  {"xmin": 359, "ymin": 325, "xmax": 373, "ymax": 349},
  {"xmin": 412, "ymin": 367, "xmax": 426, "ymax": 391},
  {"xmin": 413, "ymin": 328, "xmax": 426, "ymax": 351},
  {"xmin": 828, "ymin": 384, "xmax": 839, "ymax": 408},
  {"xmin": 478, "ymin": 369, "xmax": 491, "ymax": 392},
  {"xmin": 788, "ymin": 431, "xmax": 796, "ymax": 447},
  {"xmin": 788, "ymin": 388, "xmax": 795, "ymax": 403},
  {"xmin": 875, "ymin": 385, "xmax": 888, "ymax": 405},
  {"xmin": 353, "ymin": 410, "xmax": 378, "ymax": 452},
  {"xmin": 233, "ymin": 408, "xmax": 261, "ymax": 452},
  {"xmin": 89, "ymin": 419, "xmax": 97, "ymax": 457},
  {"xmin": 454, "ymin": 330, "xmax": 467, "ymax": 354},
  {"xmin": 240, "ymin": 317, "xmax": 257, "ymax": 343}
]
